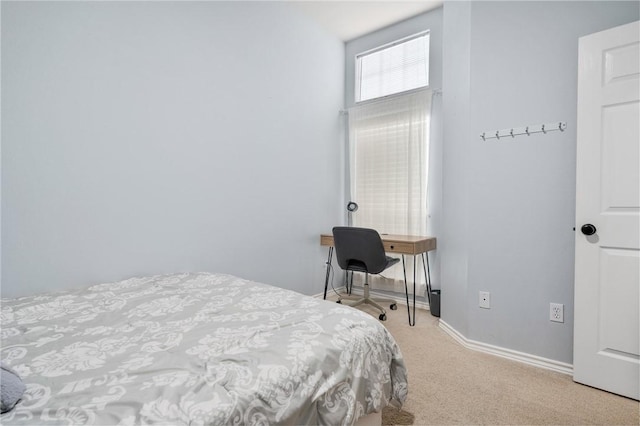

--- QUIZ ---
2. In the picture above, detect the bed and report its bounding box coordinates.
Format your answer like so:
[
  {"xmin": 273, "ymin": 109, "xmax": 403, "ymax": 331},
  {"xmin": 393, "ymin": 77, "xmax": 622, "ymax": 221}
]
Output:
[{"xmin": 0, "ymin": 272, "xmax": 407, "ymax": 425}]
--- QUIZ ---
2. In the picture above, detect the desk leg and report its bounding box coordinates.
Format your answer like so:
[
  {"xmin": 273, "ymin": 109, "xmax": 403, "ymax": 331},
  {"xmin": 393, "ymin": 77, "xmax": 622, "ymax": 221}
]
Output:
[
  {"xmin": 401, "ymin": 254, "xmax": 431, "ymax": 326},
  {"xmin": 401, "ymin": 256, "xmax": 411, "ymax": 325},
  {"xmin": 323, "ymin": 247, "xmax": 333, "ymax": 300},
  {"xmin": 401, "ymin": 256, "xmax": 416, "ymax": 326},
  {"xmin": 422, "ymin": 252, "xmax": 431, "ymax": 306},
  {"xmin": 412, "ymin": 256, "xmax": 417, "ymax": 327}
]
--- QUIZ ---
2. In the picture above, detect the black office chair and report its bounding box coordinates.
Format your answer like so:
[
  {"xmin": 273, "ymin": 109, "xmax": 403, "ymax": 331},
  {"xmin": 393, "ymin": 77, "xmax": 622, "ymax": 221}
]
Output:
[{"xmin": 332, "ymin": 226, "xmax": 400, "ymax": 321}]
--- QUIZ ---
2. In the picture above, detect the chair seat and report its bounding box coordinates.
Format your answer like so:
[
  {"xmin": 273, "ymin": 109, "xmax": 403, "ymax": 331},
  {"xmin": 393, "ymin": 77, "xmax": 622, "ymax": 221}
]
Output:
[
  {"xmin": 346, "ymin": 256, "xmax": 399, "ymax": 274},
  {"xmin": 386, "ymin": 256, "xmax": 400, "ymax": 268}
]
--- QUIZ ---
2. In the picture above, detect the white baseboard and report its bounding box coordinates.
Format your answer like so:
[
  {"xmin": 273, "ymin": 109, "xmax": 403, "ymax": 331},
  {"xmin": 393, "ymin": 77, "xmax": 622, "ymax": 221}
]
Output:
[
  {"xmin": 438, "ymin": 320, "xmax": 573, "ymax": 376},
  {"xmin": 314, "ymin": 286, "xmax": 431, "ymax": 311},
  {"xmin": 314, "ymin": 288, "xmax": 571, "ymax": 376}
]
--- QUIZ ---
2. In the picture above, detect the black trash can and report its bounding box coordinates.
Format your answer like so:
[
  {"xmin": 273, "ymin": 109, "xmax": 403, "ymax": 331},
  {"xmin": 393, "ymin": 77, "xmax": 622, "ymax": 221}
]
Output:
[{"xmin": 430, "ymin": 289, "xmax": 441, "ymax": 317}]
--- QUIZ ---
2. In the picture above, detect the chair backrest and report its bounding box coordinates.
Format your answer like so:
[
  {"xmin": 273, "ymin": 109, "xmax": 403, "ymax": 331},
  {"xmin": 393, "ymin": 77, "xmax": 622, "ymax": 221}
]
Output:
[{"xmin": 332, "ymin": 227, "xmax": 388, "ymax": 274}]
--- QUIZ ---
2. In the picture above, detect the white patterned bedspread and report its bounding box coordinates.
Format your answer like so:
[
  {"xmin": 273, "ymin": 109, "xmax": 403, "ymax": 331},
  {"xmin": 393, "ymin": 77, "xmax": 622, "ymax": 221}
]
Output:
[{"xmin": 1, "ymin": 272, "xmax": 407, "ymax": 425}]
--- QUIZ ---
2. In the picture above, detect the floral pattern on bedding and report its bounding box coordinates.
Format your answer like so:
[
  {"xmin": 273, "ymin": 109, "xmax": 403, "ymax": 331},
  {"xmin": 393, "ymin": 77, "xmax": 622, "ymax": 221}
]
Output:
[{"xmin": 1, "ymin": 272, "xmax": 407, "ymax": 425}]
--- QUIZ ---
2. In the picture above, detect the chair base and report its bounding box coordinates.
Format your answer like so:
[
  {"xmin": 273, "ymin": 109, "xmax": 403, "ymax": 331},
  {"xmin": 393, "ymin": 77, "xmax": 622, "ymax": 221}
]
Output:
[{"xmin": 338, "ymin": 280, "xmax": 396, "ymax": 320}]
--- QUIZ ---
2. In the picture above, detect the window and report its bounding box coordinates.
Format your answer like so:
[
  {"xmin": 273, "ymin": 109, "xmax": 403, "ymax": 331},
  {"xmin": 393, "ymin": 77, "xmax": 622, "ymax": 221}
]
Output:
[
  {"xmin": 349, "ymin": 90, "xmax": 431, "ymax": 246},
  {"xmin": 348, "ymin": 32, "xmax": 432, "ymax": 295},
  {"xmin": 355, "ymin": 31, "xmax": 430, "ymax": 103}
]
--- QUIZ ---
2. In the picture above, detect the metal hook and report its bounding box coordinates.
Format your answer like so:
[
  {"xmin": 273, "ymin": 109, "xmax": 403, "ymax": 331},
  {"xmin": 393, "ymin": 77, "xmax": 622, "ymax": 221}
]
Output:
[
  {"xmin": 495, "ymin": 131, "xmax": 500, "ymax": 139},
  {"xmin": 481, "ymin": 132, "xmax": 486, "ymax": 141},
  {"xmin": 558, "ymin": 122, "xmax": 564, "ymax": 131},
  {"xmin": 510, "ymin": 129, "xmax": 514, "ymax": 138},
  {"xmin": 542, "ymin": 124, "xmax": 546, "ymax": 134},
  {"xmin": 525, "ymin": 126, "xmax": 530, "ymax": 136}
]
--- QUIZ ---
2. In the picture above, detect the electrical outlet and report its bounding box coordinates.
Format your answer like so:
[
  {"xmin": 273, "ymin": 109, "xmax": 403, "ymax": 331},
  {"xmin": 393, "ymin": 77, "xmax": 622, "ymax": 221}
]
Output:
[
  {"xmin": 479, "ymin": 291, "xmax": 490, "ymax": 309},
  {"xmin": 550, "ymin": 303, "xmax": 564, "ymax": 323}
]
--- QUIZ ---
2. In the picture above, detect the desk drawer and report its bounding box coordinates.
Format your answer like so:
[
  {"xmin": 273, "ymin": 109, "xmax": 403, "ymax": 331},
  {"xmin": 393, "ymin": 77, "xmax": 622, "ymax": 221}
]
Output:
[
  {"xmin": 383, "ymin": 241, "xmax": 415, "ymax": 254},
  {"xmin": 320, "ymin": 235, "xmax": 334, "ymax": 246}
]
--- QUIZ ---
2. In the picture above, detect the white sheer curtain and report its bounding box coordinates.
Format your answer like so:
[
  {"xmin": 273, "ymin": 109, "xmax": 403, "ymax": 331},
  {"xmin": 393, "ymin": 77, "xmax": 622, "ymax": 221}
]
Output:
[{"xmin": 348, "ymin": 89, "xmax": 432, "ymax": 295}]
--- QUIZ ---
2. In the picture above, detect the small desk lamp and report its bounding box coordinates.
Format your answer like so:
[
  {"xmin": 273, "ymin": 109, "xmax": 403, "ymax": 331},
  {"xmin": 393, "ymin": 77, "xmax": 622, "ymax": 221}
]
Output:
[{"xmin": 347, "ymin": 201, "xmax": 358, "ymax": 227}]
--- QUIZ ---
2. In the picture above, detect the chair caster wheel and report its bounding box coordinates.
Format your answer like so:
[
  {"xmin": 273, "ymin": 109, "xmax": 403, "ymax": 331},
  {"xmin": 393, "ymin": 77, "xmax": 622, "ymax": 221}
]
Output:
[
  {"xmin": 336, "ymin": 300, "xmax": 342, "ymax": 304},
  {"xmin": 379, "ymin": 313, "xmax": 387, "ymax": 321},
  {"xmin": 390, "ymin": 303, "xmax": 397, "ymax": 310}
]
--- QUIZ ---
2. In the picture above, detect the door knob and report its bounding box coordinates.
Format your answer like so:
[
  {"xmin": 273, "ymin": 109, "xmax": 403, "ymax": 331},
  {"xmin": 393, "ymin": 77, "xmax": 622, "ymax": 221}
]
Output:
[{"xmin": 581, "ymin": 224, "xmax": 597, "ymax": 236}]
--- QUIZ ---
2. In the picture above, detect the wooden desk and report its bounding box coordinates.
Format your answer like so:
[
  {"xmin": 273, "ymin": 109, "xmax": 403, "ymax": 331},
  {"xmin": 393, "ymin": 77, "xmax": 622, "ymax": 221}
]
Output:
[
  {"xmin": 320, "ymin": 234, "xmax": 436, "ymax": 255},
  {"xmin": 321, "ymin": 233, "xmax": 436, "ymax": 326}
]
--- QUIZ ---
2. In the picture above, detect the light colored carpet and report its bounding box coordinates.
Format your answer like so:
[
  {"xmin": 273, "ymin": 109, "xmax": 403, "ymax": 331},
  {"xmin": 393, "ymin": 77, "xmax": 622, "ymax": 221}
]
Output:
[
  {"xmin": 382, "ymin": 406, "xmax": 416, "ymax": 425},
  {"xmin": 355, "ymin": 303, "xmax": 640, "ymax": 425}
]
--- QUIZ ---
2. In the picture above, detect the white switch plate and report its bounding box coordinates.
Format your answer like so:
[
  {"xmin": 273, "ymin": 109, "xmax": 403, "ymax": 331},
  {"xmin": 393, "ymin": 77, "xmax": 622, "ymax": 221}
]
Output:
[{"xmin": 479, "ymin": 291, "xmax": 490, "ymax": 309}]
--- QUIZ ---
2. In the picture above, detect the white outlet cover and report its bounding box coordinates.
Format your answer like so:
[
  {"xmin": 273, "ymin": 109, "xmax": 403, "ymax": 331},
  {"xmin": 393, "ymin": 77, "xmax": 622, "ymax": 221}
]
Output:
[{"xmin": 550, "ymin": 303, "xmax": 564, "ymax": 323}]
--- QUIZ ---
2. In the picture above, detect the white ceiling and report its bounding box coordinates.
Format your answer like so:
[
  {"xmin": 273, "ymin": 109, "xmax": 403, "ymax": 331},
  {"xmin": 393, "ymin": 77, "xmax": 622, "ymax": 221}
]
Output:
[{"xmin": 290, "ymin": 1, "xmax": 443, "ymax": 42}]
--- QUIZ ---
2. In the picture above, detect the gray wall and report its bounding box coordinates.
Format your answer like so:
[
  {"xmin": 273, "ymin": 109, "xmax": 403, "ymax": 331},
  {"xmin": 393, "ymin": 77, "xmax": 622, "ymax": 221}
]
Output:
[
  {"xmin": 0, "ymin": 2, "xmax": 2, "ymax": 290},
  {"xmin": 344, "ymin": 8, "xmax": 444, "ymax": 299},
  {"xmin": 441, "ymin": 1, "xmax": 472, "ymax": 336},
  {"xmin": 1, "ymin": 1, "xmax": 345, "ymax": 298},
  {"xmin": 441, "ymin": 1, "xmax": 639, "ymax": 363}
]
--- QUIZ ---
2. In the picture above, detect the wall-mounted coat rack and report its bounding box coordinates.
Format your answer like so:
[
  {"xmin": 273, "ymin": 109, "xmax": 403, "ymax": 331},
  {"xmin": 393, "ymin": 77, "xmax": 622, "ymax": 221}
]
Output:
[{"xmin": 480, "ymin": 122, "xmax": 567, "ymax": 141}]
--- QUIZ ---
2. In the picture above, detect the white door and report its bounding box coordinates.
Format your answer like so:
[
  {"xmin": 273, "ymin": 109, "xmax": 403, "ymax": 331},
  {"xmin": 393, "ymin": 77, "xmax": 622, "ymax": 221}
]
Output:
[{"xmin": 574, "ymin": 20, "xmax": 639, "ymax": 400}]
